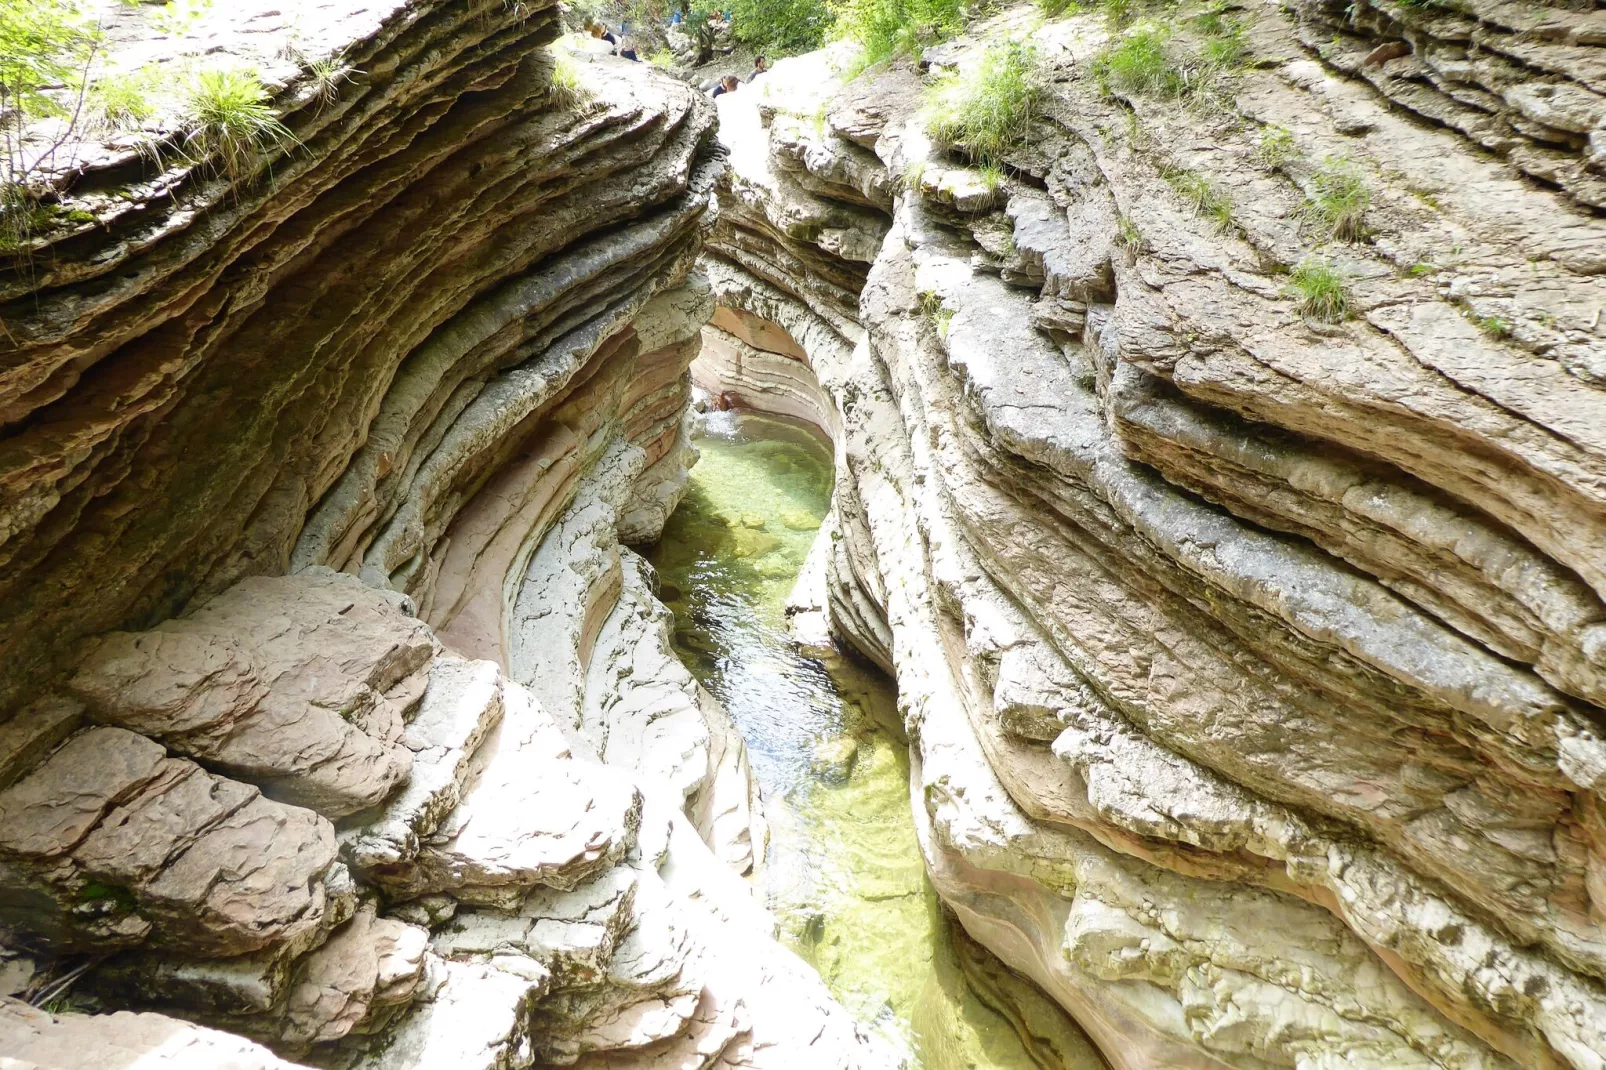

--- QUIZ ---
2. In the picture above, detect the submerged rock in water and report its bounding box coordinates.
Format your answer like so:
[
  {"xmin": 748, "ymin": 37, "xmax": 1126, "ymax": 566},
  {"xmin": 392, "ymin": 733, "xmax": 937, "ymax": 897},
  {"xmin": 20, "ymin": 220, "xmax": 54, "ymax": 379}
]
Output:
[{"xmin": 810, "ymin": 736, "xmax": 861, "ymax": 783}]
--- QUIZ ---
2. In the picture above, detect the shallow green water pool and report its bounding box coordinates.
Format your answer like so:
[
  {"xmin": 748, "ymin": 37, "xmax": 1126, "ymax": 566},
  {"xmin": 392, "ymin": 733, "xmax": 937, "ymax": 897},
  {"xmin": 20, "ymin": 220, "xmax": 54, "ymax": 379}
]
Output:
[{"xmin": 646, "ymin": 410, "xmax": 1063, "ymax": 1068}]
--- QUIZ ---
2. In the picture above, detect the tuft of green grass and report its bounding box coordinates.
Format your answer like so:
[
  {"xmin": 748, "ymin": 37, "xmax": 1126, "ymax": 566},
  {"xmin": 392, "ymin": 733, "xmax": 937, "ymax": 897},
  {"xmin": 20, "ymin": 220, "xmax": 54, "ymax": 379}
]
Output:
[
  {"xmin": 934, "ymin": 305, "xmax": 955, "ymax": 337},
  {"xmin": 900, "ymin": 158, "xmax": 928, "ymax": 192},
  {"xmin": 549, "ymin": 54, "xmax": 594, "ymax": 110},
  {"xmin": 1162, "ymin": 163, "xmax": 1233, "ymax": 231},
  {"xmin": 88, "ymin": 68, "xmax": 158, "ymax": 133},
  {"xmin": 1095, "ymin": 26, "xmax": 1185, "ymax": 98},
  {"xmin": 1287, "ymin": 257, "xmax": 1350, "ymax": 322},
  {"xmin": 1303, "ymin": 156, "xmax": 1369, "ymax": 242},
  {"xmin": 649, "ymin": 47, "xmax": 675, "ymax": 68},
  {"xmin": 923, "ymin": 39, "xmax": 1041, "ymax": 169},
  {"xmin": 1474, "ymin": 314, "xmax": 1512, "ymax": 339},
  {"xmin": 978, "ymin": 163, "xmax": 1004, "ymax": 190},
  {"xmin": 1407, "ymin": 261, "xmax": 1437, "ymax": 277},
  {"xmin": 1117, "ymin": 212, "xmax": 1143, "ymax": 252},
  {"xmin": 303, "ymin": 53, "xmax": 356, "ymax": 109},
  {"xmin": 1256, "ymin": 123, "xmax": 1296, "ymax": 168},
  {"xmin": 1196, "ymin": 8, "xmax": 1247, "ymax": 68},
  {"xmin": 179, "ymin": 67, "xmax": 294, "ymax": 180},
  {"xmin": 1036, "ymin": 0, "xmax": 1080, "ymax": 16}
]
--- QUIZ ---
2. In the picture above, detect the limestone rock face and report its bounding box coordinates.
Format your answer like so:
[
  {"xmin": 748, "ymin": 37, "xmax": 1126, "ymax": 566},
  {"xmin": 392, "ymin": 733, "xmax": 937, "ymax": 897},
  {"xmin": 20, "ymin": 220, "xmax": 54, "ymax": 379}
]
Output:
[
  {"xmin": 0, "ymin": 996, "xmax": 309, "ymax": 1070},
  {"xmin": 706, "ymin": 15, "xmax": 1606, "ymax": 1069},
  {"xmin": 0, "ymin": 0, "xmax": 888, "ymax": 1065},
  {"xmin": 69, "ymin": 569, "xmax": 435, "ymax": 819}
]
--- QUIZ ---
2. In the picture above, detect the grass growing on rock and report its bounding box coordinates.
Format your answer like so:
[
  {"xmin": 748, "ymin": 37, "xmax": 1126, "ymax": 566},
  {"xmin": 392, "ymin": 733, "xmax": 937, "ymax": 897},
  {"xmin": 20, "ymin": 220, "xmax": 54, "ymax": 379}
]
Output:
[
  {"xmin": 1288, "ymin": 257, "xmax": 1350, "ymax": 322},
  {"xmin": 549, "ymin": 54, "xmax": 595, "ymax": 110},
  {"xmin": 302, "ymin": 53, "xmax": 356, "ymax": 109},
  {"xmin": 180, "ymin": 67, "xmax": 294, "ymax": 180},
  {"xmin": 1303, "ymin": 156, "xmax": 1369, "ymax": 241},
  {"xmin": 1094, "ymin": 8, "xmax": 1251, "ymax": 104},
  {"xmin": 88, "ymin": 68, "xmax": 157, "ymax": 132},
  {"xmin": 1162, "ymin": 162, "xmax": 1233, "ymax": 230},
  {"xmin": 1095, "ymin": 25, "xmax": 1185, "ymax": 97},
  {"xmin": 1257, "ymin": 123, "xmax": 1296, "ymax": 168},
  {"xmin": 923, "ymin": 39, "xmax": 1041, "ymax": 169}
]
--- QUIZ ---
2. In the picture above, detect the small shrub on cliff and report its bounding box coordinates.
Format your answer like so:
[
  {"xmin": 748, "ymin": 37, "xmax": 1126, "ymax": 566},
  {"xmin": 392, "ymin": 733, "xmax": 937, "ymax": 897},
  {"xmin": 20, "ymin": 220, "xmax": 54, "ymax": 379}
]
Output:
[
  {"xmin": 179, "ymin": 67, "xmax": 293, "ymax": 180},
  {"xmin": 923, "ymin": 40, "xmax": 1041, "ymax": 169},
  {"xmin": 1094, "ymin": 26, "xmax": 1185, "ymax": 98},
  {"xmin": 833, "ymin": 0, "xmax": 966, "ymax": 67},
  {"xmin": 1287, "ymin": 257, "xmax": 1350, "ymax": 322},
  {"xmin": 1302, "ymin": 156, "xmax": 1369, "ymax": 241},
  {"xmin": 701, "ymin": 0, "xmax": 830, "ymax": 56},
  {"xmin": 1, "ymin": 0, "xmax": 100, "ymax": 252}
]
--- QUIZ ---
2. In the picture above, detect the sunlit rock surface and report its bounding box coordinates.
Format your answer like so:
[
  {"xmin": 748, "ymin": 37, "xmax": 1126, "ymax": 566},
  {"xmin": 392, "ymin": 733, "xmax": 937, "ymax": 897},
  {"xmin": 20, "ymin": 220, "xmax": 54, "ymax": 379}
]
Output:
[
  {"xmin": 0, "ymin": 1, "xmax": 887, "ymax": 1066},
  {"xmin": 702, "ymin": 10, "xmax": 1606, "ymax": 1067}
]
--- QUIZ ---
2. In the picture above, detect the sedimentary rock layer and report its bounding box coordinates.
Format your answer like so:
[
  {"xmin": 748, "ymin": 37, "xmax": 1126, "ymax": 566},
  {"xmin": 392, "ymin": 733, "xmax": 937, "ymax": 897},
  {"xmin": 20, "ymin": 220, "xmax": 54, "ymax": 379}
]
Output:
[
  {"xmin": 0, "ymin": 3, "xmax": 887, "ymax": 1066},
  {"xmin": 705, "ymin": 11, "xmax": 1606, "ymax": 1066}
]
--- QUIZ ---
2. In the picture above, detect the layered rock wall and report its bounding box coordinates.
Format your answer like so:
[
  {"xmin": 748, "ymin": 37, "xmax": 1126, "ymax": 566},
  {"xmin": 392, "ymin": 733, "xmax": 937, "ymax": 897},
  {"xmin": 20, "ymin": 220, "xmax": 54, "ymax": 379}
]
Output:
[
  {"xmin": 705, "ymin": 11, "xmax": 1606, "ymax": 1067},
  {"xmin": 0, "ymin": 3, "xmax": 885, "ymax": 1066}
]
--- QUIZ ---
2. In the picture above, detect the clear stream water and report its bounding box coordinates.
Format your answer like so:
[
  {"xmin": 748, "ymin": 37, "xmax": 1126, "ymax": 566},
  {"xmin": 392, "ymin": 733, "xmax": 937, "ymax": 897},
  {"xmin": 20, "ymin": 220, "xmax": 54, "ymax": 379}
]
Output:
[{"xmin": 645, "ymin": 411, "xmax": 1052, "ymax": 1069}]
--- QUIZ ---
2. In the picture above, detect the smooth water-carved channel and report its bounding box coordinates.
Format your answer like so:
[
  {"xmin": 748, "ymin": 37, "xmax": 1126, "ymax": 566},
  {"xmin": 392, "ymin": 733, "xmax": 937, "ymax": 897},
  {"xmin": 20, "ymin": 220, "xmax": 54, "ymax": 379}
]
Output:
[{"xmin": 647, "ymin": 411, "xmax": 1067, "ymax": 1068}]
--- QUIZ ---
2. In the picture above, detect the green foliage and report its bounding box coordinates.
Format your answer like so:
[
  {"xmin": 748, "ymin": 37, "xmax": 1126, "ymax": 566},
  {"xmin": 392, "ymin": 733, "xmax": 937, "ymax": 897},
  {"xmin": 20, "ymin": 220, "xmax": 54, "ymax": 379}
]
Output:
[
  {"xmin": 0, "ymin": 0, "xmax": 95, "ymax": 121},
  {"xmin": 1474, "ymin": 313, "xmax": 1511, "ymax": 338},
  {"xmin": 1302, "ymin": 155, "xmax": 1369, "ymax": 241},
  {"xmin": 88, "ymin": 66, "xmax": 157, "ymax": 132},
  {"xmin": 1407, "ymin": 261, "xmax": 1437, "ymax": 277},
  {"xmin": 1095, "ymin": 26, "xmax": 1185, "ymax": 97},
  {"xmin": 722, "ymin": 0, "xmax": 831, "ymax": 55},
  {"xmin": 1287, "ymin": 257, "xmax": 1349, "ymax": 322},
  {"xmin": 923, "ymin": 39, "xmax": 1041, "ymax": 169},
  {"xmin": 1, "ymin": 0, "xmax": 100, "ymax": 251},
  {"xmin": 179, "ymin": 67, "xmax": 293, "ymax": 180},
  {"xmin": 1194, "ymin": 5, "xmax": 1246, "ymax": 67},
  {"xmin": 1256, "ymin": 123, "xmax": 1295, "ymax": 168},
  {"xmin": 900, "ymin": 157, "xmax": 927, "ymax": 192},
  {"xmin": 649, "ymin": 46, "xmax": 675, "ymax": 66},
  {"xmin": 832, "ymin": 0, "xmax": 966, "ymax": 67},
  {"xmin": 1117, "ymin": 211, "xmax": 1143, "ymax": 251},
  {"xmin": 151, "ymin": 0, "xmax": 213, "ymax": 35},
  {"xmin": 1036, "ymin": 0, "xmax": 1080, "ymax": 17},
  {"xmin": 549, "ymin": 53, "xmax": 594, "ymax": 109},
  {"xmin": 303, "ymin": 53, "xmax": 355, "ymax": 109},
  {"xmin": 1162, "ymin": 162, "xmax": 1232, "ymax": 230},
  {"xmin": 978, "ymin": 163, "xmax": 1004, "ymax": 190}
]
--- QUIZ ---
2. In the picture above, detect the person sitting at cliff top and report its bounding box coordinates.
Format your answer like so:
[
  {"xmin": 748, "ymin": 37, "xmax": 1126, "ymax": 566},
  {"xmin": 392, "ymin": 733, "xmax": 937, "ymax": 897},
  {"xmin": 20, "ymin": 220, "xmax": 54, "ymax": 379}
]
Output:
[
  {"xmin": 711, "ymin": 75, "xmax": 739, "ymax": 98},
  {"xmin": 745, "ymin": 55, "xmax": 769, "ymax": 81},
  {"xmin": 589, "ymin": 21, "xmax": 618, "ymax": 50}
]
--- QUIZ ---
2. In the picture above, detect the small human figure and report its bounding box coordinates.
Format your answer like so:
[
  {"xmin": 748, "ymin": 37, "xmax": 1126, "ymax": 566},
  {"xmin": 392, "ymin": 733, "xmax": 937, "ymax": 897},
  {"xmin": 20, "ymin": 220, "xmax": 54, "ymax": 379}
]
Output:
[
  {"xmin": 590, "ymin": 22, "xmax": 618, "ymax": 51},
  {"xmin": 711, "ymin": 74, "xmax": 739, "ymax": 98},
  {"xmin": 745, "ymin": 54, "xmax": 769, "ymax": 81},
  {"xmin": 669, "ymin": 8, "xmax": 683, "ymax": 23}
]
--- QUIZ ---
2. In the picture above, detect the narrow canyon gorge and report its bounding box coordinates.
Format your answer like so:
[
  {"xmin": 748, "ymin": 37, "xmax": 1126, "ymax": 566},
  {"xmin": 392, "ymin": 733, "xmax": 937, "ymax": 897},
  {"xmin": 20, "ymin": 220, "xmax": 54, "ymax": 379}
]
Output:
[{"xmin": 1, "ymin": 0, "xmax": 1605, "ymax": 1067}]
